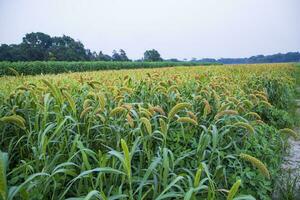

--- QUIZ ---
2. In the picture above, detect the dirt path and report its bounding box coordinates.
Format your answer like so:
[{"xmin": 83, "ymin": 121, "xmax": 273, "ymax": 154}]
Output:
[{"xmin": 281, "ymin": 133, "xmax": 300, "ymax": 174}]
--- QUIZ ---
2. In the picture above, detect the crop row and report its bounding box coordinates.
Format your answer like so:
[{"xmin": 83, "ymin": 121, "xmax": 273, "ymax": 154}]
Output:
[
  {"xmin": 0, "ymin": 61, "xmax": 219, "ymax": 76},
  {"xmin": 0, "ymin": 64, "xmax": 298, "ymax": 199}
]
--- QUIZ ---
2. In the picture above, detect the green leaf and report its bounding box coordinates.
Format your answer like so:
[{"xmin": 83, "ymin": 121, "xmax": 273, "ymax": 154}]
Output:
[
  {"xmin": 227, "ymin": 179, "xmax": 242, "ymax": 200},
  {"xmin": 155, "ymin": 176, "xmax": 184, "ymax": 200},
  {"xmin": 0, "ymin": 151, "xmax": 8, "ymax": 200}
]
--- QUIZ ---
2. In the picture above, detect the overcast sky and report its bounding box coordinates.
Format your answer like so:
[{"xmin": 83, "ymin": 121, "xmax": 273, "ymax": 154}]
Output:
[{"xmin": 0, "ymin": 0, "xmax": 299, "ymax": 60}]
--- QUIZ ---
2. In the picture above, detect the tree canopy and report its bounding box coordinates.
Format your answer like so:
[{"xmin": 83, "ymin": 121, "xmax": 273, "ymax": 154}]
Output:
[
  {"xmin": 143, "ymin": 49, "xmax": 163, "ymax": 62},
  {"xmin": 0, "ymin": 32, "xmax": 131, "ymax": 62},
  {"xmin": 112, "ymin": 49, "xmax": 130, "ymax": 61}
]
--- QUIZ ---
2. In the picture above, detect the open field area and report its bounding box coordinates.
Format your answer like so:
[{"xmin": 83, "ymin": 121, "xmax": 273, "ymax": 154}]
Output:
[{"xmin": 0, "ymin": 63, "xmax": 299, "ymax": 199}]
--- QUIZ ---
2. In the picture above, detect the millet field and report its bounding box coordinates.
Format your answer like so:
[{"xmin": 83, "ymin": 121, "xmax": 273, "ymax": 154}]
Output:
[{"xmin": 0, "ymin": 63, "xmax": 299, "ymax": 200}]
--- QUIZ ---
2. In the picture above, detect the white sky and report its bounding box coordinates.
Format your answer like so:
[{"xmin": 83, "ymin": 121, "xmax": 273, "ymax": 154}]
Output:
[{"xmin": 0, "ymin": 0, "xmax": 299, "ymax": 60}]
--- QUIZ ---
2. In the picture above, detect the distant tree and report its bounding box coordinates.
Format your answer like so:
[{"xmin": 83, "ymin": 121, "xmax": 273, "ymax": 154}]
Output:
[
  {"xmin": 91, "ymin": 51, "xmax": 98, "ymax": 60},
  {"xmin": 112, "ymin": 50, "xmax": 122, "ymax": 61},
  {"xmin": 119, "ymin": 49, "xmax": 130, "ymax": 61},
  {"xmin": 85, "ymin": 49, "xmax": 96, "ymax": 61},
  {"xmin": 143, "ymin": 49, "xmax": 163, "ymax": 61},
  {"xmin": 112, "ymin": 49, "xmax": 130, "ymax": 61},
  {"xmin": 21, "ymin": 32, "xmax": 52, "ymax": 60},
  {"xmin": 22, "ymin": 32, "xmax": 52, "ymax": 48},
  {"xmin": 0, "ymin": 44, "xmax": 27, "ymax": 61},
  {"xmin": 197, "ymin": 58, "xmax": 217, "ymax": 63},
  {"xmin": 48, "ymin": 52, "xmax": 56, "ymax": 61},
  {"xmin": 166, "ymin": 58, "xmax": 180, "ymax": 62},
  {"xmin": 0, "ymin": 32, "xmax": 93, "ymax": 61},
  {"xmin": 97, "ymin": 51, "xmax": 112, "ymax": 61},
  {"xmin": 0, "ymin": 44, "xmax": 13, "ymax": 61},
  {"xmin": 48, "ymin": 35, "xmax": 88, "ymax": 61},
  {"xmin": 1, "ymin": 32, "xmax": 300, "ymax": 63}
]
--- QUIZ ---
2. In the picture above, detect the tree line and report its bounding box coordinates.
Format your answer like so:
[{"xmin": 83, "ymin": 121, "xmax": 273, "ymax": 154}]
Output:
[
  {"xmin": 0, "ymin": 32, "xmax": 299, "ymax": 63},
  {"xmin": 193, "ymin": 52, "xmax": 300, "ymax": 64},
  {"xmin": 0, "ymin": 32, "xmax": 163, "ymax": 62}
]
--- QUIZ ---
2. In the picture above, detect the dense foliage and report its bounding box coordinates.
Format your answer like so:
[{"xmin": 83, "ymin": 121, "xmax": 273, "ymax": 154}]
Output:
[
  {"xmin": 196, "ymin": 52, "xmax": 300, "ymax": 64},
  {"xmin": 0, "ymin": 61, "xmax": 214, "ymax": 76},
  {"xmin": 0, "ymin": 64, "xmax": 298, "ymax": 200},
  {"xmin": 143, "ymin": 49, "xmax": 163, "ymax": 62},
  {"xmin": 0, "ymin": 32, "xmax": 154, "ymax": 62},
  {"xmin": 0, "ymin": 32, "xmax": 91, "ymax": 61}
]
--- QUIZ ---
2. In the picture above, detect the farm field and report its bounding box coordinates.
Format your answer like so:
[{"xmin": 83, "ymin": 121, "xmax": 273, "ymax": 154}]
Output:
[
  {"xmin": 0, "ymin": 61, "xmax": 217, "ymax": 76},
  {"xmin": 0, "ymin": 63, "xmax": 299, "ymax": 199}
]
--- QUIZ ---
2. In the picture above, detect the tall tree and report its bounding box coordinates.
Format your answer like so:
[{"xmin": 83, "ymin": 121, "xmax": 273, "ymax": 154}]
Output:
[
  {"xmin": 112, "ymin": 49, "xmax": 131, "ymax": 61},
  {"xmin": 97, "ymin": 51, "xmax": 112, "ymax": 61},
  {"xmin": 48, "ymin": 35, "xmax": 88, "ymax": 61},
  {"xmin": 22, "ymin": 32, "xmax": 52, "ymax": 60},
  {"xmin": 119, "ymin": 49, "xmax": 130, "ymax": 61},
  {"xmin": 112, "ymin": 50, "xmax": 122, "ymax": 61},
  {"xmin": 143, "ymin": 49, "xmax": 163, "ymax": 61}
]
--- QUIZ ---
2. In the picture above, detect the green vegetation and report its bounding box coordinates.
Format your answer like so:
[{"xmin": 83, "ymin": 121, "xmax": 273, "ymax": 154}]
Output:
[
  {"xmin": 0, "ymin": 32, "xmax": 167, "ymax": 62},
  {"xmin": 0, "ymin": 63, "xmax": 298, "ymax": 199},
  {"xmin": 143, "ymin": 49, "xmax": 163, "ymax": 62},
  {"xmin": 1, "ymin": 32, "xmax": 299, "ymax": 64},
  {"xmin": 0, "ymin": 61, "xmax": 217, "ymax": 76}
]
